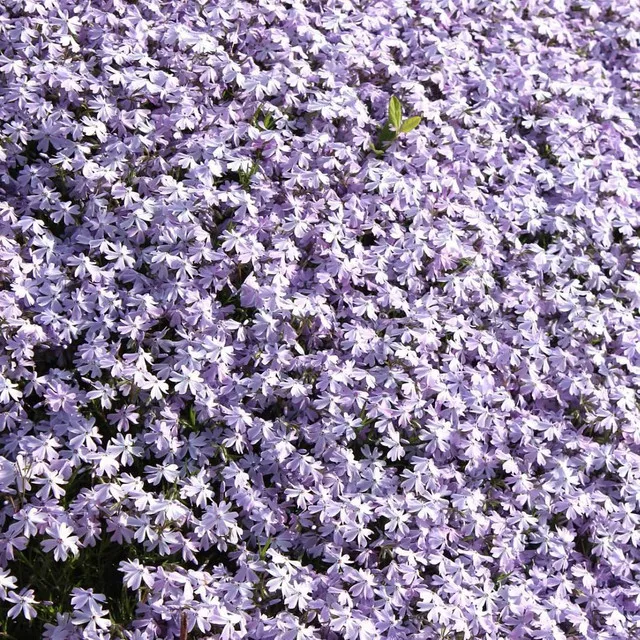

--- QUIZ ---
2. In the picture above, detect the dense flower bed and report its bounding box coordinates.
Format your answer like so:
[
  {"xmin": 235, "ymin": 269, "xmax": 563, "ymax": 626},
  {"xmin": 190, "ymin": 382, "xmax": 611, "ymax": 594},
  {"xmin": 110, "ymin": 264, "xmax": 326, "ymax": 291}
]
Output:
[{"xmin": 0, "ymin": 0, "xmax": 639, "ymax": 638}]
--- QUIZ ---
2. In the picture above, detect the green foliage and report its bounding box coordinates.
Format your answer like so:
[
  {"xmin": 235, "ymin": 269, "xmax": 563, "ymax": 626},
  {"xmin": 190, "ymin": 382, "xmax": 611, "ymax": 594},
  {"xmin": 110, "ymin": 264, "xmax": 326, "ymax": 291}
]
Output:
[
  {"xmin": 258, "ymin": 536, "xmax": 272, "ymax": 560},
  {"xmin": 537, "ymin": 141, "xmax": 559, "ymax": 166},
  {"xmin": 1, "ymin": 536, "xmax": 138, "ymax": 640},
  {"xmin": 388, "ymin": 95, "xmax": 402, "ymax": 130},
  {"xmin": 370, "ymin": 95, "xmax": 422, "ymax": 155},
  {"xmin": 400, "ymin": 116, "xmax": 421, "ymax": 133},
  {"xmin": 237, "ymin": 161, "xmax": 260, "ymax": 191},
  {"xmin": 251, "ymin": 104, "xmax": 277, "ymax": 131}
]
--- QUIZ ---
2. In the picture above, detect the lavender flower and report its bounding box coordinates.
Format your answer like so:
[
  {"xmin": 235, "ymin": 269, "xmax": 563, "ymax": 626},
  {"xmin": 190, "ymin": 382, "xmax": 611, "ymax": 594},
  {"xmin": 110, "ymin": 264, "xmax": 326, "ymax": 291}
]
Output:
[{"xmin": 0, "ymin": 0, "xmax": 639, "ymax": 638}]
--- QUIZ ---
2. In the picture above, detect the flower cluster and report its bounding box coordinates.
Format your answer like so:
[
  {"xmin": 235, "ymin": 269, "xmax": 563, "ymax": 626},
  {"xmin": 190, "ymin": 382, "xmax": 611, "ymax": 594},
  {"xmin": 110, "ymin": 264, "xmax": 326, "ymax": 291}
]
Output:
[{"xmin": 0, "ymin": 0, "xmax": 639, "ymax": 638}]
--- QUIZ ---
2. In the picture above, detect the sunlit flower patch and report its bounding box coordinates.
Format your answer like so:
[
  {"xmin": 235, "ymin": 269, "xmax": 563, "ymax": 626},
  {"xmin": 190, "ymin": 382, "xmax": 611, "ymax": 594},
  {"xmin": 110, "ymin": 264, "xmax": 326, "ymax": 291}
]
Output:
[{"xmin": 0, "ymin": 0, "xmax": 639, "ymax": 638}]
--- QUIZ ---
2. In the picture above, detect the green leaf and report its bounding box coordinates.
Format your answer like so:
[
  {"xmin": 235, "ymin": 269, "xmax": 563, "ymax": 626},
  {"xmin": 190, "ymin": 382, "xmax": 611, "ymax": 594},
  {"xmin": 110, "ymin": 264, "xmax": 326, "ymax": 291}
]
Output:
[
  {"xmin": 377, "ymin": 122, "xmax": 397, "ymax": 144},
  {"xmin": 251, "ymin": 104, "xmax": 263, "ymax": 127},
  {"xmin": 388, "ymin": 95, "xmax": 402, "ymax": 130},
  {"xmin": 494, "ymin": 571, "xmax": 513, "ymax": 584},
  {"xmin": 399, "ymin": 116, "xmax": 422, "ymax": 133},
  {"xmin": 259, "ymin": 536, "xmax": 272, "ymax": 560}
]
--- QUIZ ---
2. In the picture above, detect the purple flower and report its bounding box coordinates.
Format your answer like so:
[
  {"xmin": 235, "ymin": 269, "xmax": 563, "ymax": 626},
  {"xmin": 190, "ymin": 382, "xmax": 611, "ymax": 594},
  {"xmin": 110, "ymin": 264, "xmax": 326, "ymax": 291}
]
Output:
[
  {"xmin": 41, "ymin": 522, "xmax": 80, "ymax": 562},
  {"xmin": 6, "ymin": 588, "xmax": 38, "ymax": 621},
  {"xmin": 0, "ymin": 0, "xmax": 640, "ymax": 637}
]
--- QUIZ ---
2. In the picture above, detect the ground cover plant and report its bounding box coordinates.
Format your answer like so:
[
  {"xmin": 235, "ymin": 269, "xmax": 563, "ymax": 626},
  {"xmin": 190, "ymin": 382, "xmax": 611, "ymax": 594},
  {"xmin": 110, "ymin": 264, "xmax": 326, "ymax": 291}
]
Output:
[{"xmin": 0, "ymin": 0, "xmax": 639, "ymax": 638}]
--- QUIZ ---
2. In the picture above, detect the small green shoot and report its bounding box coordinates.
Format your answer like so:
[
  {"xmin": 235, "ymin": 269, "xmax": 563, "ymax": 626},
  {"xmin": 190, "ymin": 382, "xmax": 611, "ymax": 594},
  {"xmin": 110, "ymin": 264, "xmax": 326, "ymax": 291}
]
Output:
[
  {"xmin": 258, "ymin": 536, "xmax": 272, "ymax": 560},
  {"xmin": 238, "ymin": 161, "xmax": 260, "ymax": 191},
  {"xmin": 370, "ymin": 95, "xmax": 422, "ymax": 155},
  {"xmin": 388, "ymin": 95, "xmax": 402, "ymax": 130},
  {"xmin": 251, "ymin": 104, "xmax": 277, "ymax": 131}
]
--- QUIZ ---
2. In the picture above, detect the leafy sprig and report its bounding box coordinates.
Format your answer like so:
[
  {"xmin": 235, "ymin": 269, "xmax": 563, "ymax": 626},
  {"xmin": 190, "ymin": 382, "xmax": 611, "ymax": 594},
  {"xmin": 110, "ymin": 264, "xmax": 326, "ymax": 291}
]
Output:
[{"xmin": 370, "ymin": 95, "xmax": 422, "ymax": 155}]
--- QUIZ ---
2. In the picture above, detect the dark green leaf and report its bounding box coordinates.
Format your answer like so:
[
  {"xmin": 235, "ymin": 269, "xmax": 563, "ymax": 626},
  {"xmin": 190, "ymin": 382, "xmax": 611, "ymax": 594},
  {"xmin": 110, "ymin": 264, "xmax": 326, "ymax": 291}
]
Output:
[{"xmin": 377, "ymin": 122, "xmax": 397, "ymax": 144}]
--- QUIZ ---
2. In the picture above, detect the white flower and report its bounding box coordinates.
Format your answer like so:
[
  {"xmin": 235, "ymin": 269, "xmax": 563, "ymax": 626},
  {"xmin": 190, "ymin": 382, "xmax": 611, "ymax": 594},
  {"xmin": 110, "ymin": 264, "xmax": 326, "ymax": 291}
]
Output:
[
  {"xmin": 71, "ymin": 606, "xmax": 111, "ymax": 632},
  {"xmin": 170, "ymin": 365, "xmax": 204, "ymax": 395},
  {"xmin": 283, "ymin": 580, "xmax": 312, "ymax": 610},
  {"xmin": 0, "ymin": 376, "xmax": 22, "ymax": 403},
  {"xmin": 7, "ymin": 588, "xmax": 38, "ymax": 620},
  {"xmin": 0, "ymin": 456, "xmax": 16, "ymax": 492},
  {"xmin": 42, "ymin": 522, "xmax": 80, "ymax": 562},
  {"xmin": 119, "ymin": 559, "xmax": 154, "ymax": 591},
  {"xmin": 0, "ymin": 568, "xmax": 17, "ymax": 599}
]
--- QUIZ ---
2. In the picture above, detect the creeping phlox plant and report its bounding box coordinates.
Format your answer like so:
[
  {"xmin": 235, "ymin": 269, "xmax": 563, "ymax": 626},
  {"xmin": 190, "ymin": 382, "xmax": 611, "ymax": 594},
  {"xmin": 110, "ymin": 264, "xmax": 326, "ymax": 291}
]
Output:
[
  {"xmin": 370, "ymin": 96, "xmax": 422, "ymax": 156},
  {"xmin": 0, "ymin": 0, "xmax": 639, "ymax": 638}
]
